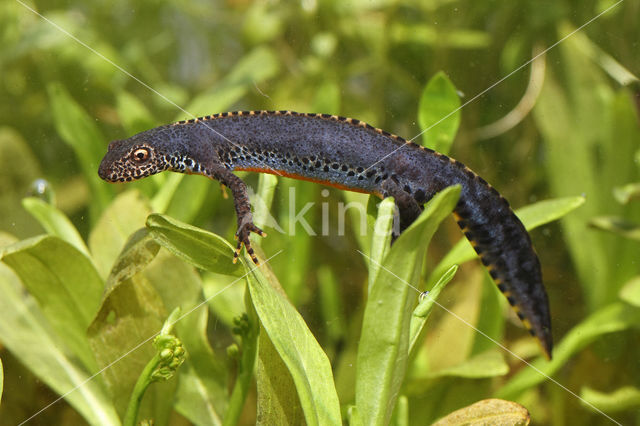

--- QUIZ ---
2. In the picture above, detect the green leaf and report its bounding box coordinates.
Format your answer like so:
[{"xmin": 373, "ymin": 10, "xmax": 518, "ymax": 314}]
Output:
[
  {"xmin": 89, "ymin": 190, "xmax": 152, "ymax": 279},
  {"xmin": 497, "ymin": 302, "xmax": 640, "ymax": 399},
  {"xmin": 589, "ymin": 216, "xmax": 640, "ymax": 241},
  {"xmin": 107, "ymin": 231, "xmax": 228, "ymax": 423},
  {"xmin": 580, "ymin": 386, "xmax": 640, "ymax": 413},
  {"xmin": 356, "ymin": 185, "xmax": 461, "ymax": 426},
  {"xmin": 87, "ymin": 272, "xmax": 168, "ymax": 418},
  {"xmin": 0, "ymin": 263, "xmax": 119, "ymax": 426},
  {"xmin": 255, "ymin": 324, "xmax": 306, "ymax": 425},
  {"xmin": 22, "ymin": 197, "xmax": 90, "ymax": 257},
  {"xmin": 515, "ymin": 195, "xmax": 586, "ymax": 230},
  {"xmin": 146, "ymin": 213, "xmax": 242, "ymax": 276},
  {"xmin": 428, "ymin": 195, "xmax": 585, "ymax": 287},
  {"xmin": 408, "ymin": 265, "xmax": 458, "ymax": 354},
  {"xmin": 47, "ymin": 82, "xmax": 113, "ymax": 217},
  {"xmin": 418, "ymin": 71, "xmax": 461, "ymax": 154},
  {"xmin": 101, "ymin": 229, "xmax": 160, "ymax": 301},
  {"xmin": 619, "ymin": 276, "xmax": 640, "ymax": 307},
  {"xmin": 1, "ymin": 235, "xmax": 103, "ymax": 372},
  {"xmin": 432, "ymin": 398, "xmax": 530, "ymax": 426},
  {"xmin": 246, "ymin": 258, "xmax": 342, "ymax": 426}
]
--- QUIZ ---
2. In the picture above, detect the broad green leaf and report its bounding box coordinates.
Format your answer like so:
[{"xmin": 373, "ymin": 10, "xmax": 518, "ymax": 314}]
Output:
[
  {"xmin": 589, "ymin": 216, "xmax": 640, "ymax": 240},
  {"xmin": 1, "ymin": 235, "xmax": 102, "ymax": 372},
  {"xmin": 432, "ymin": 398, "xmax": 530, "ymax": 426},
  {"xmin": 89, "ymin": 225, "xmax": 196, "ymax": 422},
  {"xmin": 408, "ymin": 265, "xmax": 458, "ymax": 354},
  {"xmin": 619, "ymin": 276, "xmax": 640, "ymax": 307},
  {"xmin": 497, "ymin": 302, "xmax": 640, "ymax": 399},
  {"xmin": 96, "ymin": 224, "xmax": 226, "ymax": 423},
  {"xmin": 102, "ymin": 229, "xmax": 160, "ymax": 300},
  {"xmin": 580, "ymin": 386, "xmax": 640, "ymax": 413},
  {"xmin": 256, "ymin": 325, "xmax": 306, "ymax": 425},
  {"xmin": 0, "ymin": 263, "xmax": 119, "ymax": 426},
  {"xmin": 87, "ymin": 271, "xmax": 169, "ymax": 419},
  {"xmin": 418, "ymin": 71, "xmax": 461, "ymax": 155},
  {"xmin": 22, "ymin": 197, "xmax": 89, "ymax": 257},
  {"xmin": 89, "ymin": 190, "xmax": 152, "ymax": 279},
  {"xmin": 356, "ymin": 185, "xmax": 461, "ymax": 426},
  {"xmin": 146, "ymin": 213, "xmax": 242, "ymax": 276},
  {"xmin": 246, "ymin": 258, "xmax": 342, "ymax": 426},
  {"xmin": 47, "ymin": 82, "xmax": 113, "ymax": 216},
  {"xmin": 428, "ymin": 195, "xmax": 585, "ymax": 287}
]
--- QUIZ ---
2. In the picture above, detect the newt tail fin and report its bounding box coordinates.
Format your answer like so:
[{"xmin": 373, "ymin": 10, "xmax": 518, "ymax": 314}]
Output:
[{"xmin": 454, "ymin": 179, "xmax": 552, "ymax": 359}]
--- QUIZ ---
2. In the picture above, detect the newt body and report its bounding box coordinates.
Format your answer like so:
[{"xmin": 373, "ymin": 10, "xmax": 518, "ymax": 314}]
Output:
[{"xmin": 98, "ymin": 110, "xmax": 552, "ymax": 358}]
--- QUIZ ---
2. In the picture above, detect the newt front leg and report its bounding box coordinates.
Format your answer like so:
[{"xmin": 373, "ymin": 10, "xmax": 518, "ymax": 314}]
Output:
[{"xmin": 207, "ymin": 166, "xmax": 266, "ymax": 265}]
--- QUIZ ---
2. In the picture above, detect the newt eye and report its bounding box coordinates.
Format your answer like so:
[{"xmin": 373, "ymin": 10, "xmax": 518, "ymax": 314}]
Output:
[{"xmin": 132, "ymin": 148, "xmax": 150, "ymax": 162}]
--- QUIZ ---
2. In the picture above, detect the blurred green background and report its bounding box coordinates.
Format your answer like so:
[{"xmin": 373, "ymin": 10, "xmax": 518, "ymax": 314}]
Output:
[{"xmin": 1, "ymin": 0, "xmax": 639, "ymax": 424}]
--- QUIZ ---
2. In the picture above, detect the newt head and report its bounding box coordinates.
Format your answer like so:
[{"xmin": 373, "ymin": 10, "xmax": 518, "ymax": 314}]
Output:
[{"xmin": 98, "ymin": 136, "xmax": 169, "ymax": 182}]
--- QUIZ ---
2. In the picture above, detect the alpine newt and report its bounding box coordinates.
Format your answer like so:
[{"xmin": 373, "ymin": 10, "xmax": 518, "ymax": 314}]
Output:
[{"xmin": 98, "ymin": 110, "xmax": 552, "ymax": 358}]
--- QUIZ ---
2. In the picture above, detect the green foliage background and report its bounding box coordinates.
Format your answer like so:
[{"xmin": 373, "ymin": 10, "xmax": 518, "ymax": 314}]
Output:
[{"xmin": 1, "ymin": 0, "xmax": 639, "ymax": 425}]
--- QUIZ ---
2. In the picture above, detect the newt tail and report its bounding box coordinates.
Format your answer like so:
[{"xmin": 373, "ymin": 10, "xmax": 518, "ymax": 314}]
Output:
[{"xmin": 98, "ymin": 110, "xmax": 552, "ymax": 358}]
